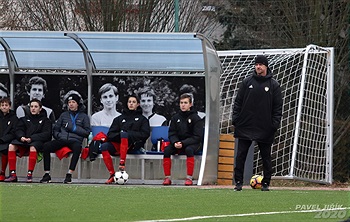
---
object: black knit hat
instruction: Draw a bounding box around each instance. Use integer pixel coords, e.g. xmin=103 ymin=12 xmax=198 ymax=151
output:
xmin=255 ymin=55 xmax=268 ymax=67
xmin=66 ymin=93 xmax=81 ymax=105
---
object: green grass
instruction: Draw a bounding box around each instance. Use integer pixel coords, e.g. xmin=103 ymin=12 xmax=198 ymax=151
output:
xmin=1 ymin=183 xmax=349 ymax=222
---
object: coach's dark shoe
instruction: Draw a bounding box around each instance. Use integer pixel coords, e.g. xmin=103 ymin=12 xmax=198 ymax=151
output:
xmin=40 ymin=173 xmax=52 ymax=183
xmin=233 ymin=182 xmax=242 ymax=191
xmin=63 ymin=173 xmax=72 ymax=184
xmin=261 ymin=183 xmax=270 ymax=191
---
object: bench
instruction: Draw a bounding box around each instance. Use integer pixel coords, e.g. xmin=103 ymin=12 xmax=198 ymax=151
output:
xmin=12 ymin=147 xmax=202 ymax=184
xmin=11 ymin=146 xmax=202 ymax=185
xmin=79 ymin=152 xmax=202 ymax=184
xmin=82 ymin=126 xmax=202 ymax=184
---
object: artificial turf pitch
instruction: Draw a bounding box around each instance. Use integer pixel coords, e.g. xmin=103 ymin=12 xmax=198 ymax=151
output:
xmin=1 ymin=183 xmax=349 ymax=222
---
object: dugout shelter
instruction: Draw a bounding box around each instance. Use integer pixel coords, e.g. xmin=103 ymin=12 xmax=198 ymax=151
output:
xmin=0 ymin=31 xmax=221 ymax=185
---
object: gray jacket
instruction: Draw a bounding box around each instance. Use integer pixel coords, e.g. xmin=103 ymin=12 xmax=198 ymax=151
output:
xmin=53 ymin=107 xmax=90 ymax=143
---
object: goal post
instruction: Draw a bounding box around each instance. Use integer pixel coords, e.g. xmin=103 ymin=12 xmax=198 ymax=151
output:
xmin=217 ymin=45 xmax=334 ymax=184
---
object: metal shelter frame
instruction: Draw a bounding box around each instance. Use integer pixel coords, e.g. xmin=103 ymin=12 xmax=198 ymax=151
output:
xmin=0 ymin=31 xmax=222 ymax=185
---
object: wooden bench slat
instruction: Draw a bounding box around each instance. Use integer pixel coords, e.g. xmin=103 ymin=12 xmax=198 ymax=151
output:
xmin=219 ymin=141 xmax=234 ymax=149
xmin=218 ymin=171 xmax=233 ymax=179
xmin=219 ymin=134 xmax=234 ymax=141
xmin=218 ymin=164 xmax=234 ymax=172
xmin=218 ymin=156 xmax=234 ymax=164
xmin=219 ymin=149 xmax=234 ymax=157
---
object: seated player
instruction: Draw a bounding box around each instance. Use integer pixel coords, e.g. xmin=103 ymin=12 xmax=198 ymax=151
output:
xmin=101 ymin=95 xmax=150 ymax=184
xmin=5 ymin=99 xmax=52 ymax=182
xmin=0 ymin=97 xmax=18 ymax=181
xmin=162 ymin=93 xmax=203 ymax=186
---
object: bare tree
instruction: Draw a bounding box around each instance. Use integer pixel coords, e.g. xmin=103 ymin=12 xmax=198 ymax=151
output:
xmin=0 ymin=0 xmax=221 ymax=40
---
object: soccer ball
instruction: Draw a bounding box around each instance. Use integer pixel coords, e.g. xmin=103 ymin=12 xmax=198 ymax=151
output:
xmin=250 ymin=175 xmax=263 ymax=189
xmin=114 ymin=171 xmax=129 ymax=185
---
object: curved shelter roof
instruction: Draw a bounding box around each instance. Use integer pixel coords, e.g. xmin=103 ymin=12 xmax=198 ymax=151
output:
xmin=0 ymin=31 xmax=221 ymax=185
xmin=0 ymin=31 xmax=205 ymax=73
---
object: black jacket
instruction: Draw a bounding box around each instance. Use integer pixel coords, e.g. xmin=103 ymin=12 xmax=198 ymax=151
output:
xmin=232 ymin=68 xmax=283 ymax=143
xmin=107 ymin=107 xmax=150 ymax=145
xmin=168 ymin=109 xmax=203 ymax=147
xmin=0 ymin=110 xmax=18 ymax=151
xmin=12 ymin=109 xmax=52 ymax=151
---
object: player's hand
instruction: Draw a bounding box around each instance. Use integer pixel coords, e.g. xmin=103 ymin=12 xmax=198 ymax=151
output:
xmin=174 ymin=142 xmax=182 ymax=149
xmin=21 ymin=137 xmax=31 ymax=143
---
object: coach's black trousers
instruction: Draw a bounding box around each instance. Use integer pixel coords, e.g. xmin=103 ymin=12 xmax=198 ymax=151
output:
xmin=234 ymin=139 xmax=272 ymax=185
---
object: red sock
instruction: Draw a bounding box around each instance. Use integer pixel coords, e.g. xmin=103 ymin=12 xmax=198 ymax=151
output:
xmin=163 ymin=157 xmax=171 ymax=176
xmin=28 ymin=151 xmax=37 ymax=172
xmin=8 ymin=150 xmax=16 ymax=172
xmin=1 ymin=154 xmax=8 ymax=172
xmin=119 ymin=137 xmax=128 ymax=165
xmin=102 ymin=150 xmax=115 ymax=175
xmin=186 ymin=157 xmax=194 ymax=176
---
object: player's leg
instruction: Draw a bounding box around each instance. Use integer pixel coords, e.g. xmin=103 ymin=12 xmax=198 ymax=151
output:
xmin=183 ymin=144 xmax=199 ymax=186
xmin=26 ymin=145 xmax=38 ymax=183
xmin=5 ymin=144 xmax=19 ymax=182
xmin=0 ymin=150 xmax=8 ymax=181
xmin=100 ymin=142 xmax=118 ymax=184
xmin=118 ymin=132 xmax=128 ymax=171
xmin=162 ymin=144 xmax=177 ymax=185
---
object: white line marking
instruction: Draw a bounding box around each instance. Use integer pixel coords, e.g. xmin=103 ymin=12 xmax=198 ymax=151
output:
xmin=136 ymin=207 xmax=350 ymax=222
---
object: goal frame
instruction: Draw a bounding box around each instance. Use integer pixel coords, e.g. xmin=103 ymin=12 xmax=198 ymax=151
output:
xmin=217 ymin=45 xmax=334 ymax=184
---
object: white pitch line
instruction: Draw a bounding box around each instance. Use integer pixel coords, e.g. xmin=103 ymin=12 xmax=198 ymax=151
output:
xmin=136 ymin=207 xmax=350 ymax=222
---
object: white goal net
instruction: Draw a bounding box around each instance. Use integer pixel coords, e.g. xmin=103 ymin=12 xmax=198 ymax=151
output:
xmin=218 ymin=45 xmax=333 ymax=184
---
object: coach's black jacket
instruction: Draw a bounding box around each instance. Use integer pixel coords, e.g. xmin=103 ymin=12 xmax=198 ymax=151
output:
xmin=232 ymin=68 xmax=283 ymax=143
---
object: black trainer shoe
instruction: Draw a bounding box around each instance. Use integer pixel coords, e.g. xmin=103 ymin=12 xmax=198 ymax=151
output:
xmin=233 ymin=182 xmax=243 ymax=191
xmin=40 ymin=173 xmax=52 ymax=183
xmin=26 ymin=174 xmax=33 ymax=183
xmin=64 ymin=173 xmax=72 ymax=184
xmin=261 ymin=183 xmax=270 ymax=191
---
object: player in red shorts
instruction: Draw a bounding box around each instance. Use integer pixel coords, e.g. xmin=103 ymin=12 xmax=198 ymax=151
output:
xmin=101 ymin=95 xmax=150 ymax=184
xmin=5 ymin=99 xmax=52 ymax=183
